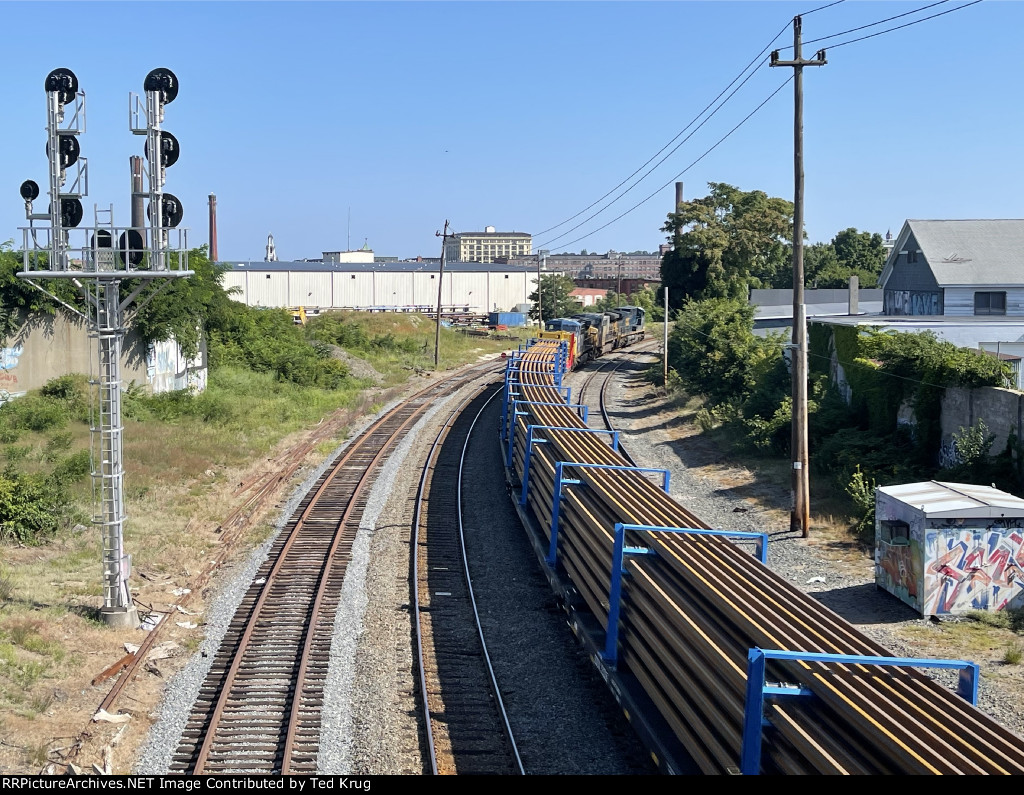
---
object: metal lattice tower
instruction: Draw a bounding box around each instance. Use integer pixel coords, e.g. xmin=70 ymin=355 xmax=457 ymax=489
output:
xmin=17 ymin=68 xmax=192 ymax=628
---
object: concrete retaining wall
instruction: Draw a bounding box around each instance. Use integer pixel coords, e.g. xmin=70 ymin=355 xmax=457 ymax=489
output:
xmin=1 ymin=312 xmax=206 ymax=400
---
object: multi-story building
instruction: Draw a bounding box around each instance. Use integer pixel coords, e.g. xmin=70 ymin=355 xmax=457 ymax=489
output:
xmin=446 ymin=226 xmax=532 ymax=263
xmin=509 ymin=250 xmax=663 ymax=281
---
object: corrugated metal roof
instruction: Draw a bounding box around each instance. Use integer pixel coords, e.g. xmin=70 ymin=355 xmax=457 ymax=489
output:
xmin=905 ymin=219 xmax=1024 ymax=286
xmin=878 ymin=480 xmax=1024 ymax=518
xmin=221 ymin=260 xmax=534 ymax=274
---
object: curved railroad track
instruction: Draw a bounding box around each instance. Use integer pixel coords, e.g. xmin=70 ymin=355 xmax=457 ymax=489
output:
xmin=168 ymin=361 xmax=502 ymax=775
xmin=412 ymin=384 xmax=525 ymax=775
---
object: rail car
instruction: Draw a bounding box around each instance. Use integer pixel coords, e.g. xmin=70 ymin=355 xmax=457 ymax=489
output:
xmin=538 ymin=305 xmax=645 ymax=369
xmin=499 ymin=338 xmax=1024 ymax=775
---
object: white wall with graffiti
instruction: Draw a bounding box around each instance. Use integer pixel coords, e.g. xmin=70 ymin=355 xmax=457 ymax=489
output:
xmin=1 ymin=311 xmax=206 ymax=402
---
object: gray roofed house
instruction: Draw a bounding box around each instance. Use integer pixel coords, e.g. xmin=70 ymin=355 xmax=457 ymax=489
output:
xmin=880 ymin=219 xmax=1024 ymax=316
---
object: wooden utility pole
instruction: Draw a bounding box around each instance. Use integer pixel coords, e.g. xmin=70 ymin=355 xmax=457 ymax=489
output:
xmin=537 ymin=251 xmax=544 ymax=325
xmin=770 ymin=16 xmax=826 ymax=538
xmin=662 ymin=286 xmax=669 ymax=388
xmin=434 ymin=220 xmax=449 ymax=370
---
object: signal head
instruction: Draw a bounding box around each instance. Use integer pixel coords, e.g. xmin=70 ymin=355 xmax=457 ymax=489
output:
xmin=44 ymin=68 xmax=78 ymax=104
xmin=51 ymin=197 xmax=83 ymax=228
xmin=45 ymin=134 xmax=81 ymax=169
xmin=20 ymin=180 xmax=40 ymax=202
xmin=144 ymin=131 xmax=180 ymax=168
xmin=147 ymin=193 xmax=184 ymax=228
xmin=143 ymin=68 xmax=178 ymax=104
xmin=118 ymin=229 xmax=145 ymax=267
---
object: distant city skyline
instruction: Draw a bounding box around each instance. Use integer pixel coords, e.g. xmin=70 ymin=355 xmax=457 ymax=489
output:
xmin=3 ymin=1 xmax=1021 ymax=263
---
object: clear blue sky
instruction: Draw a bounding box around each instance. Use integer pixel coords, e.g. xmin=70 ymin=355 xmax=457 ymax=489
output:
xmin=2 ymin=1 xmax=1021 ymax=262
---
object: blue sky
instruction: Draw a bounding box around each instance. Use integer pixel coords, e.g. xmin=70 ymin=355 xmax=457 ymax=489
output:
xmin=2 ymin=0 xmax=1021 ymax=262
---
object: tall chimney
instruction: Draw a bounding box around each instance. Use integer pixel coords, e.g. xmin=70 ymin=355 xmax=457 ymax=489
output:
xmin=675 ymin=181 xmax=684 ymax=210
xmin=208 ymin=193 xmax=218 ymax=261
xmin=130 ymin=156 xmax=145 ymax=235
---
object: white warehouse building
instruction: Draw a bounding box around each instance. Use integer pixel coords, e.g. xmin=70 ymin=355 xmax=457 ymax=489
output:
xmin=221 ymin=260 xmax=540 ymax=315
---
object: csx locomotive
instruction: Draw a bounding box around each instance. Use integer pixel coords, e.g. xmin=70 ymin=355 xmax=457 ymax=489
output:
xmin=539 ymin=305 xmax=646 ymax=369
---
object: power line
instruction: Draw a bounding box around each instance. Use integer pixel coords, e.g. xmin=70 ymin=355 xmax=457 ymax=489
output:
xmin=802 ymin=0 xmax=952 ymax=46
xmin=801 ymin=0 xmax=846 ymax=16
xmin=536 ymin=63 xmax=778 ymax=250
xmin=824 ymin=0 xmax=982 ymax=50
xmin=534 ymin=19 xmax=792 ymax=239
xmin=547 ymin=76 xmax=794 ymax=254
xmin=533 ymin=0 xmax=982 ymax=252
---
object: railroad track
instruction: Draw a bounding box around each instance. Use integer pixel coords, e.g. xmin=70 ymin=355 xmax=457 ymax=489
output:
xmin=169 ymin=361 xmax=502 ymax=775
xmin=506 ymin=339 xmax=1024 ymax=774
xmin=413 ymin=384 xmax=524 ymax=775
xmin=573 ymin=344 xmax=657 ymax=468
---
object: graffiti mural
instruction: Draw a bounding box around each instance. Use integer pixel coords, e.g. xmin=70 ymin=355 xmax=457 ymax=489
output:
xmin=884 ymin=290 xmax=941 ymax=316
xmin=0 ymin=345 xmax=24 ymax=371
xmin=877 ymin=539 xmax=920 ymax=610
xmin=922 ymin=526 xmax=1024 ymax=615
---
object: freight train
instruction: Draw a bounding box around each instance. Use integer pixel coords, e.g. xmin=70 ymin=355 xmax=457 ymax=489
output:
xmin=538 ymin=305 xmax=646 ymax=369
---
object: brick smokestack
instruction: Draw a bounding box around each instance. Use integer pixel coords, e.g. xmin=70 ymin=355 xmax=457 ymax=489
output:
xmin=675 ymin=181 xmax=684 ymax=210
xmin=208 ymin=193 xmax=218 ymax=261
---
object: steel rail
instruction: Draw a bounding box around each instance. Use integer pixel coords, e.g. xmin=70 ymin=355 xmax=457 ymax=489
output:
xmin=191 ymin=394 xmax=438 ymax=774
xmin=412 ymin=384 xmax=525 ymax=775
xmin=178 ymin=360 xmax=503 ymax=774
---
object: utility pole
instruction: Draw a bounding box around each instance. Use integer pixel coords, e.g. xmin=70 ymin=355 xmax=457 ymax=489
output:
xmin=771 ymin=16 xmax=826 ymax=538
xmin=663 ymin=286 xmax=669 ymax=389
xmin=537 ymin=251 xmax=544 ymax=325
xmin=434 ymin=220 xmax=449 ymax=370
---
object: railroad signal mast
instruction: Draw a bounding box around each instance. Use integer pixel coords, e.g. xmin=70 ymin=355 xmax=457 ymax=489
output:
xmin=17 ymin=68 xmax=193 ymax=628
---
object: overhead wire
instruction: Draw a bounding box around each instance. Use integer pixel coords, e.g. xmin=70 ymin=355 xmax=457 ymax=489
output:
xmin=820 ymin=0 xmax=982 ymax=50
xmin=536 ymin=67 xmax=789 ymax=251
xmin=537 ymin=0 xmax=983 ymax=252
xmin=533 ymin=18 xmax=793 ymax=240
xmin=546 ymin=76 xmax=795 ymax=254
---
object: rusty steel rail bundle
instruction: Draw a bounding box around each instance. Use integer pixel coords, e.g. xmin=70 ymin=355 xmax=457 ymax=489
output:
xmin=503 ymin=340 xmax=1024 ymax=775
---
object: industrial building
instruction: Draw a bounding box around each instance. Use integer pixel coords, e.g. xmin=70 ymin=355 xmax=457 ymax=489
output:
xmin=221 ymin=259 xmax=539 ymax=315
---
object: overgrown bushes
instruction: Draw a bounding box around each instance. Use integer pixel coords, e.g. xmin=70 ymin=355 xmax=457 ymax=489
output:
xmin=0 ymin=376 xmax=92 ymax=543
xmin=669 ymin=301 xmax=1018 ymax=532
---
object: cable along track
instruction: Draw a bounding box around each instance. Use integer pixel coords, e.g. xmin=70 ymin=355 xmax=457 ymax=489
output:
xmin=413 ymin=383 xmax=524 ymax=775
xmin=507 ymin=340 xmax=1024 ymax=774
xmin=170 ymin=361 xmax=502 ymax=775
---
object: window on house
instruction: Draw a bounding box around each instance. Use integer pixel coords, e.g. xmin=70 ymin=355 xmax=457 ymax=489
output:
xmin=975 ymin=292 xmax=1007 ymax=315
xmin=266 ymin=274 xmax=272 ymax=279
xmin=351 ymin=275 xmax=356 ymax=279
xmin=906 ymin=250 xmax=918 ymax=263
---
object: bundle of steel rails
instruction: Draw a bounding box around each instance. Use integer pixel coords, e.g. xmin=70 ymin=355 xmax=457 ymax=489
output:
xmin=501 ymin=338 xmax=1024 ymax=775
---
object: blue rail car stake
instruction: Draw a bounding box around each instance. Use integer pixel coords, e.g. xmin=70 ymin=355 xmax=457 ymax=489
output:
xmin=740 ymin=648 xmax=980 ymax=774
xmin=605 ymin=523 xmax=769 ymax=667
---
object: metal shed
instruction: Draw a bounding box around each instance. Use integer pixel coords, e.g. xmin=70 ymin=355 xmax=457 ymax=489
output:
xmin=875 ymin=481 xmax=1024 ymax=616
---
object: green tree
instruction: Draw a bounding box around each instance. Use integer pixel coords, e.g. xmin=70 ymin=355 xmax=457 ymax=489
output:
xmin=131 ymin=246 xmax=235 ymax=358
xmin=660 ymin=183 xmax=794 ymax=307
xmin=529 ymin=274 xmax=577 ymax=321
xmin=667 ymin=295 xmax=778 ymax=406
xmin=805 ymin=228 xmax=886 ymax=288
xmin=0 ymin=240 xmax=83 ymax=340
